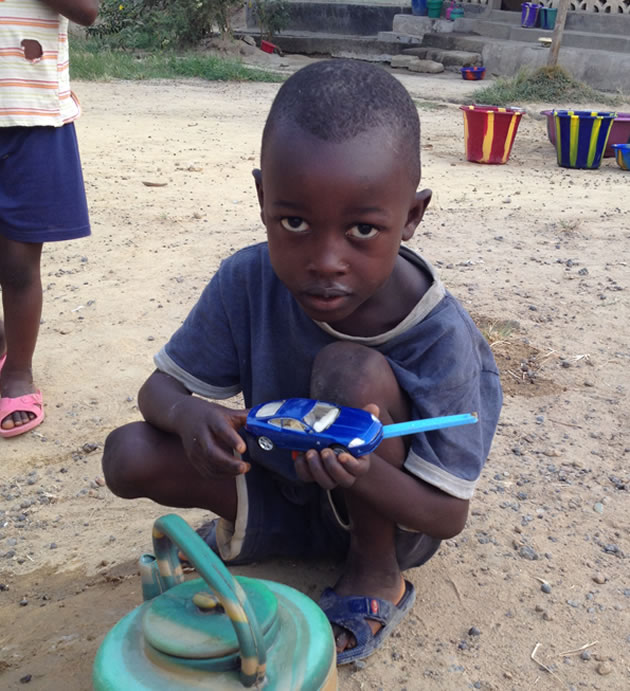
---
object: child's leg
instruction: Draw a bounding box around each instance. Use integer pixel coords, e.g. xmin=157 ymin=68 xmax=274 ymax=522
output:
xmin=310 ymin=341 xmax=414 ymax=652
xmin=104 ymin=422 xmax=338 ymax=566
xmin=0 ymin=236 xmax=43 ymax=429
xmin=0 ymin=124 xmax=89 ymax=435
xmin=102 ymin=421 xmax=238 ymax=520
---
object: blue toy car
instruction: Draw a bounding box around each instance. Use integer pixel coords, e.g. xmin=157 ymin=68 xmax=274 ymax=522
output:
xmin=245 ymin=398 xmax=477 ymax=458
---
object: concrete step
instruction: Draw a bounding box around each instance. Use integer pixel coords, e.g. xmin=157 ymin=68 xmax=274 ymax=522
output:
xmin=392 ymin=14 xmax=483 ymax=38
xmin=471 ymin=20 xmax=630 ymax=52
xmin=510 ymin=27 xmax=630 ymax=52
xmin=485 ymin=9 xmax=524 ymax=25
xmin=247 ymin=1 xmax=410 ymax=36
xmin=377 ymin=30 xmax=424 ymax=45
xmin=402 ymin=45 xmax=482 ymax=67
xmin=472 ymin=19 xmax=513 ymax=40
xmin=477 ymin=36 xmax=630 ymax=93
xmin=249 ymin=30 xmax=409 ymax=57
xmin=420 ymin=32 xmax=489 ymax=53
xmin=392 ymin=15 xmax=457 ymax=38
xmin=487 ymin=8 xmax=630 ymax=36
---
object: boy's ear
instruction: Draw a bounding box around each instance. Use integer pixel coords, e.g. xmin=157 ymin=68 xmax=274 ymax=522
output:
xmin=252 ymin=169 xmax=266 ymax=224
xmin=402 ymin=188 xmax=432 ymax=241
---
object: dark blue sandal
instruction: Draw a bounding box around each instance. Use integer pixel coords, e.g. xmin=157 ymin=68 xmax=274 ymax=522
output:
xmin=196 ymin=518 xmax=220 ymax=553
xmin=319 ymin=580 xmax=416 ymax=665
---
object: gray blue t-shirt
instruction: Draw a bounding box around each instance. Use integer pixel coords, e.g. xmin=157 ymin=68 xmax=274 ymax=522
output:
xmin=155 ymin=242 xmax=502 ymax=500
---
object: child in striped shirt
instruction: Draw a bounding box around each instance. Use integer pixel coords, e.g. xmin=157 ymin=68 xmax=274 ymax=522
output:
xmin=0 ymin=0 xmax=98 ymax=438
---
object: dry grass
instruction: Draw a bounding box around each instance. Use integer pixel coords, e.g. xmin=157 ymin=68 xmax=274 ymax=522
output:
xmin=473 ymin=66 xmax=622 ymax=108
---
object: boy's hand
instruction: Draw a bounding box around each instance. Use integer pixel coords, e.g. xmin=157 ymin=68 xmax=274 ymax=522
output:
xmin=294 ymin=447 xmax=370 ymax=489
xmin=294 ymin=403 xmax=379 ymax=489
xmin=169 ymin=398 xmax=249 ymax=478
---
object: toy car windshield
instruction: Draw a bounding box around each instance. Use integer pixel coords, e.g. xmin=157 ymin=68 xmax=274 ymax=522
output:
xmin=303 ymin=402 xmax=340 ymax=432
xmin=254 ymin=400 xmax=286 ymax=417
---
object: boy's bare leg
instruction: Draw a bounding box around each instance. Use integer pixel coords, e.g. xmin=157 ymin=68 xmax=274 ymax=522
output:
xmin=0 ymin=236 xmax=43 ymax=429
xmin=102 ymin=421 xmax=238 ymax=521
xmin=310 ymin=342 xmax=411 ymax=652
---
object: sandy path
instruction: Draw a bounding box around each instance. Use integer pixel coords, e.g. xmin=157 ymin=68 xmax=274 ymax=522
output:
xmin=1 ymin=69 xmax=629 ymax=690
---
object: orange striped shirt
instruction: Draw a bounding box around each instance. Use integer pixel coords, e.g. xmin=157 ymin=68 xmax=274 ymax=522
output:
xmin=0 ymin=0 xmax=80 ymax=127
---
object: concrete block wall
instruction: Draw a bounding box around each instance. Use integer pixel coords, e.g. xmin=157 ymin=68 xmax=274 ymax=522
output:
xmin=247 ymin=2 xmax=412 ymax=35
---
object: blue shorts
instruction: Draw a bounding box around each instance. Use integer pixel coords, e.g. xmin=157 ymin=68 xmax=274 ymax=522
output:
xmin=214 ymin=462 xmax=442 ymax=571
xmin=0 ymin=124 xmax=90 ymax=243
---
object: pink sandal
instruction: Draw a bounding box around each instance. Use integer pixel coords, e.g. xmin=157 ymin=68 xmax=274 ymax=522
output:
xmin=0 ymin=390 xmax=45 ymax=439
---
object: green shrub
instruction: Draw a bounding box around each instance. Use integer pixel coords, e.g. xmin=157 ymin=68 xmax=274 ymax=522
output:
xmin=249 ymin=0 xmax=290 ymax=41
xmin=88 ymin=0 xmax=243 ymax=49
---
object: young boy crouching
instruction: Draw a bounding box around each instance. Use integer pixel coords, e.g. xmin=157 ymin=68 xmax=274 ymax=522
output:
xmin=102 ymin=59 xmax=503 ymax=665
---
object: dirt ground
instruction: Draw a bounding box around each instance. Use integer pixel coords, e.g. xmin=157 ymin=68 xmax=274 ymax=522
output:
xmin=1 ymin=55 xmax=629 ymax=691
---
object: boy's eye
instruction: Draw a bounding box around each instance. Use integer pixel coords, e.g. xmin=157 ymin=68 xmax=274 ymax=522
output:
xmin=280 ymin=217 xmax=309 ymax=232
xmin=347 ymin=224 xmax=379 ymax=239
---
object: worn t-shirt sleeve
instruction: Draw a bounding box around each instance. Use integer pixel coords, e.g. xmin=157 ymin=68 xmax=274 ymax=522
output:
xmin=386 ymin=299 xmax=502 ymax=500
xmin=153 ymin=268 xmax=241 ymax=400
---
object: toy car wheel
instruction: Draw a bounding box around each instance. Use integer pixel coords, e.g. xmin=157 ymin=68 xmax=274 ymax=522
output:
xmin=257 ymin=436 xmax=274 ymax=452
xmin=330 ymin=444 xmax=348 ymax=456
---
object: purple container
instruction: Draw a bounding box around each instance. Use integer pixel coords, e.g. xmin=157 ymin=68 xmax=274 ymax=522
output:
xmin=521 ymin=2 xmax=541 ymax=27
xmin=541 ymin=110 xmax=630 ymax=158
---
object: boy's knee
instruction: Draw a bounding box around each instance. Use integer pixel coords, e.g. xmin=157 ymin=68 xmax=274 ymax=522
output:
xmin=102 ymin=423 xmax=148 ymax=499
xmin=310 ymin=341 xmax=394 ymax=407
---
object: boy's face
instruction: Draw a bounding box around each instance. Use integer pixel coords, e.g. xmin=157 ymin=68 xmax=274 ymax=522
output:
xmin=255 ymin=126 xmax=431 ymax=336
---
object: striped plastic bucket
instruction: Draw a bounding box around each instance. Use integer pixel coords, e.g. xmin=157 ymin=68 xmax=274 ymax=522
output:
xmin=521 ymin=2 xmax=541 ymax=27
xmin=553 ymin=110 xmax=617 ymax=169
xmin=460 ymin=105 xmax=525 ymax=164
xmin=612 ymin=143 xmax=630 ymax=171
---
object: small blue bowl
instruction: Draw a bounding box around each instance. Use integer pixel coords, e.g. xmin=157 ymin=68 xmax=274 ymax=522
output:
xmin=612 ymin=143 xmax=630 ymax=170
xmin=461 ymin=66 xmax=486 ymax=81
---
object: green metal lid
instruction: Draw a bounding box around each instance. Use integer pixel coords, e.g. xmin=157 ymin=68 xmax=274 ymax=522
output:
xmin=142 ymin=576 xmax=278 ymax=660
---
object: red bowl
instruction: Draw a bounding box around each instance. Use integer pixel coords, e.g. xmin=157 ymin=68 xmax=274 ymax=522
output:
xmin=461 ymin=66 xmax=486 ymax=81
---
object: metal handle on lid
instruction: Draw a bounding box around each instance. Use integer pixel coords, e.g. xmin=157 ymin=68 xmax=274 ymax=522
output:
xmin=151 ymin=514 xmax=267 ymax=688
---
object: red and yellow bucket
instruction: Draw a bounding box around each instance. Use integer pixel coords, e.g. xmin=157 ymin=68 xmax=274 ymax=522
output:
xmin=460 ymin=105 xmax=525 ymax=164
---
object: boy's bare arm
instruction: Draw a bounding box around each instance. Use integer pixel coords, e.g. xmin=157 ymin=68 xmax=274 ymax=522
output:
xmin=40 ymin=0 xmax=99 ymax=26
xmin=138 ymin=370 xmax=196 ymax=436
xmin=297 ymin=443 xmax=469 ymax=539
xmin=351 ymin=453 xmax=469 ymax=540
xmin=138 ymin=370 xmax=249 ymax=477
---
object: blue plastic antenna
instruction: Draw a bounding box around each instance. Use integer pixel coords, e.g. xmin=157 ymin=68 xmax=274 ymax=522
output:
xmin=382 ymin=413 xmax=478 ymax=439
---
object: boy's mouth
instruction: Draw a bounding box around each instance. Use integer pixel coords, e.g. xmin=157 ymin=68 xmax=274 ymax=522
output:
xmin=300 ymin=286 xmax=352 ymax=314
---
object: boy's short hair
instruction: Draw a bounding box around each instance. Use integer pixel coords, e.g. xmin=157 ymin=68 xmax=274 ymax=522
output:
xmin=262 ymin=59 xmax=421 ymax=183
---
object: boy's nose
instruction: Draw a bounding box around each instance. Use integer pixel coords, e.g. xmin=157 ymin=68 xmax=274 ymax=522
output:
xmin=307 ymin=235 xmax=348 ymax=275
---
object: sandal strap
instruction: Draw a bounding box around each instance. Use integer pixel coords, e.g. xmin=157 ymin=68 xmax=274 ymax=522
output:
xmin=0 ymin=391 xmax=43 ymax=416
